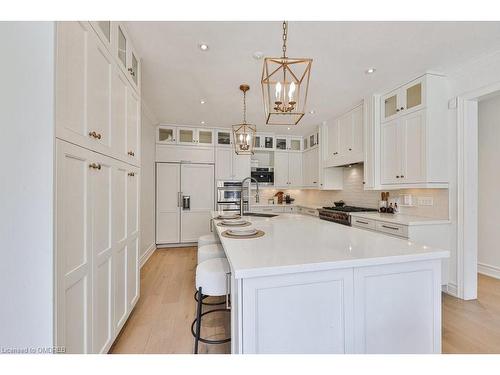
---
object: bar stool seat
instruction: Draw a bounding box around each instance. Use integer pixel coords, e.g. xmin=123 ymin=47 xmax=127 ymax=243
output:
xmin=198 ymin=233 xmax=220 ymax=248
xmin=192 ymin=258 xmax=231 ymax=353
xmin=197 ymin=243 xmax=225 ymax=264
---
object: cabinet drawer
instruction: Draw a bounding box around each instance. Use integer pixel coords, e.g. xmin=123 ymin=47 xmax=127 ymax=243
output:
xmin=352 ymin=217 xmax=376 ymax=230
xmin=375 ymin=221 xmax=408 ymax=238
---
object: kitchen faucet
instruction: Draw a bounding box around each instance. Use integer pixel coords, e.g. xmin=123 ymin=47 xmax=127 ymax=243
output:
xmin=240 ymin=177 xmax=259 ymax=216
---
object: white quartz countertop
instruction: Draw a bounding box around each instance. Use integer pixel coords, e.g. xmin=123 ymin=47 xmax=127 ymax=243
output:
xmin=350 ymin=212 xmax=451 ymax=226
xmin=212 ymin=212 xmax=449 ymax=279
xmin=250 ymin=203 xmax=321 ymax=210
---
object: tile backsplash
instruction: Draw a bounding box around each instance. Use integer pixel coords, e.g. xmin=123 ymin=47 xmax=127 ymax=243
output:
xmin=250 ymin=164 xmax=449 ymax=219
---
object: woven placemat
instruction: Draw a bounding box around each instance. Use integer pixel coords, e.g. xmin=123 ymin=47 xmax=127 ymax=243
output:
xmin=217 ymin=221 xmax=251 ymax=227
xmin=221 ymin=229 xmax=265 ymax=239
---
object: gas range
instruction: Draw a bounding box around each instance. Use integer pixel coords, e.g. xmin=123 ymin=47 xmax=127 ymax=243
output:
xmin=318 ymin=206 xmax=378 ymax=226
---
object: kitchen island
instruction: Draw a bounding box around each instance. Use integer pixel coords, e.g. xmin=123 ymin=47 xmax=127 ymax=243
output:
xmin=211 ymin=212 xmax=449 ymax=354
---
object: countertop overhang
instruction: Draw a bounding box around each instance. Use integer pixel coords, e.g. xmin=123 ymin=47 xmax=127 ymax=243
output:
xmin=212 ymin=212 xmax=450 ymax=279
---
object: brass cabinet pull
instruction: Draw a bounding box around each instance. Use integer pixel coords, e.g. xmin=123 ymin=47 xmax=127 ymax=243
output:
xmin=128 ymin=172 xmax=135 ymax=177
xmin=128 ymin=150 xmax=135 ymax=156
xmin=356 ymin=220 xmax=369 ymax=225
xmin=89 ymin=163 xmax=101 ymax=170
xmin=88 ymin=131 xmax=102 ymax=140
xmin=382 ymin=224 xmax=399 ymax=231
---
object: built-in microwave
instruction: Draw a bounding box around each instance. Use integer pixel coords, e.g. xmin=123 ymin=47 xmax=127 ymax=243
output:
xmin=251 ymin=167 xmax=274 ymax=184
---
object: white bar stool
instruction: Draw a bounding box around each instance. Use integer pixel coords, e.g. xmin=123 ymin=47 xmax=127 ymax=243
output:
xmin=195 ymin=244 xmax=227 ymax=306
xmin=198 ymin=233 xmax=220 ymax=248
xmin=191 ymin=257 xmax=231 ymax=354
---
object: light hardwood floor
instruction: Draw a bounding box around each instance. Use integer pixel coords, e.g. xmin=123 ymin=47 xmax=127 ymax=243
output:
xmin=111 ymin=247 xmax=500 ymax=354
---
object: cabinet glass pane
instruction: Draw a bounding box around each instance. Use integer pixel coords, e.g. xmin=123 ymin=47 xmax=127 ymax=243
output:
xmin=159 ymin=128 xmax=174 ymax=142
xmin=291 ymin=139 xmax=301 ymax=151
xmin=198 ymin=130 xmax=213 ymax=144
xmin=118 ymin=27 xmax=127 ymax=66
xmin=384 ymin=94 xmax=397 ymax=118
xmin=304 ymin=138 xmax=309 ymax=149
xmin=217 ymin=131 xmax=231 ymax=145
xmin=97 ymin=21 xmax=111 ymax=43
xmin=276 ymin=138 xmax=287 ymax=150
xmin=406 ymin=83 xmax=422 ymax=110
xmin=179 ymin=129 xmax=194 ymax=143
xmin=255 ymin=135 xmax=262 ymax=148
xmin=264 ymin=136 xmax=274 ymax=149
xmin=131 ymin=52 xmax=138 ymax=84
xmin=310 ymin=135 xmax=316 ymax=147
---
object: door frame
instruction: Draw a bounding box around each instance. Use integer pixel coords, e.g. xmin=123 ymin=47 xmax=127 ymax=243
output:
xmin=456 ymin=80 xmax=500 ymax=300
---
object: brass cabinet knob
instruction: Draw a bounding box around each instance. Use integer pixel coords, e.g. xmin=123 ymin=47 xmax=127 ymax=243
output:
xmin=128 ymin=172 xmax=135 ymax=177
xmin=128 ymin=151 xmax=135 ymax=156
xmin=97 ymin=133 xmax=102 ymax=139
xmin=89 ymin=163 xmax=101 ymax=170
xmin=89 ymin=131 xmax=97 ymax=138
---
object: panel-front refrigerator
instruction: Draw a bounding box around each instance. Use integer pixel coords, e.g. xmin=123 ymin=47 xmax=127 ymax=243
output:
xmin=156 ymin=162 xmax=214 ymax=245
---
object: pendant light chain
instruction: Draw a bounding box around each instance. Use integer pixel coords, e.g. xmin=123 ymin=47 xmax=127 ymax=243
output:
xmin=243 ymin=90 xmax=247 ymax=124
xmin=282 ymin=21 xmax=288 ymax=58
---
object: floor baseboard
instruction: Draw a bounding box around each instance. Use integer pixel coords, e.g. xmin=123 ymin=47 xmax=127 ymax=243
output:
xmin=478 ymin=263 xmax=500 ymax=280
xmin=140 ymin=243 xmax=156 ymax=268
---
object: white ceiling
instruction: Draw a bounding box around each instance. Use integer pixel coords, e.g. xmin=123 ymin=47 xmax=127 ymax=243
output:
xmin=125 ymin=21 xmax=500 ymax=136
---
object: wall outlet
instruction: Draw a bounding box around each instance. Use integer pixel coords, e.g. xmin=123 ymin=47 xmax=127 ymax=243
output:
xmin=418 ymin=196 xmax=434 ymax=206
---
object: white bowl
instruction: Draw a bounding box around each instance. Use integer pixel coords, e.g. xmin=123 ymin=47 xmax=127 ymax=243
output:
xmin=227 ymin=228 xmax=258 ymax=236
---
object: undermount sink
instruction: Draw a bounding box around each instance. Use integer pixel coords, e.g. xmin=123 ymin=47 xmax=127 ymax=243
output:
xmin=243 ymin=212 xmax=278 ymax=218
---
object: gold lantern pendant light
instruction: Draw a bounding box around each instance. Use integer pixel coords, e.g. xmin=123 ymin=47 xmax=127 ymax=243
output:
xmin=232 ymin=84 xmax=256 ymax=155
xmin=261 ymin=21 xmax=312 ymax=125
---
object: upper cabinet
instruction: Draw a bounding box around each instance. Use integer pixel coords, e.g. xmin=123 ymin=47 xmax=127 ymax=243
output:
xmin=216 ymin=129 xmax=232 ymax=147
xmin=157 ymin=126 xmax=214 ymax=147
xmin=276 ymin=136 xmax=303 ymax=152
xmin=381 ymin=77 xmax=425 ymax=123
xmin=254 ymin=133 xmax=275 ymax=150
xmin=56 ymin=22 xmax=141 ymax=167
xmin=376 ymin=73 xmax=449 ymax=188
xmin=324 ymin=104 xmax=364 ymax=167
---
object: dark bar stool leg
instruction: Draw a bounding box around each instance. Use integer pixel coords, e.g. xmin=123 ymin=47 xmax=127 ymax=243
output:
xmin=194 ymin=287 xmax=203 ymax=354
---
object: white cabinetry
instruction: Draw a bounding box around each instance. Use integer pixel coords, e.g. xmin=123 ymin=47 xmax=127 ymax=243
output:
xmin=276 ymin=136 xmax=302 ymax=152
xmin=325 ymin=104 xmax=364 ymax=167
xmin=177 ymin=127 xmax=214 ymax=146
xmin=56 ymin=21 xmax=141 ymax=167
xmin=275 ymin=151 xmax=303 ymax=188
xmin=302 ymin=147 xmax=319 ymax=188
xmin=215 ymin=147 xmax=250 ymax=181
xmin=378 ymin=74 xmax=448 ymax=188
xmin=56 ymin=140 xmax=140 ymax=353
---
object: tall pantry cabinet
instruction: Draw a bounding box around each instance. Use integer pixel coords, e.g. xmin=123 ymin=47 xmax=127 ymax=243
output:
xmin=55 ymin=21 xmax=141 ymax=353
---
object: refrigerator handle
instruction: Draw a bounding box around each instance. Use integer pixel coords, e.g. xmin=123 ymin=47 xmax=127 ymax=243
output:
xmin=182 ymin=195 xmax=191 ymax=210
xmin=178 ymin=191 xmax=182 ymax=207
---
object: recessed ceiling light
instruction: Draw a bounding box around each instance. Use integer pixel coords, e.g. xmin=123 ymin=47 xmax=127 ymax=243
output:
xmin=201 ymin=121 xmax=205 ymax=125
xmin=252 ymin=51 xmax=264 ymax=60
xmin=199 ymin=43 xmax=209 ymax=51
xmin=365 ymin=67 xmax=376 ymax=74
xmin=200 ymin=99 xmax=206 ymax=104
xmin=287 ymin=127 xmax=290 ymax=130
xmin=309 ymin=110 xmax=315 ymax=114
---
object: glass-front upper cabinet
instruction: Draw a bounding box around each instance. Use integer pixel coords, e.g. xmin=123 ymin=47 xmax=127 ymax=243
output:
xmin=157 ymin=126 xmax=177 ymax=144
xmin=255 ymin=134 xmax=274 ymax=150
xmin=198 ymin=129 xmax=214 ymax=145
xmin=303 ymin=137 xmax=309 ymax=150
xmin=381 ymin=76 xmax=426 ymax=122
xmin=276 ymin=137 xmax=287 ymax=150
xmin=404 ymin=80 xmax=423 ymax=112
xmin=290 ymin=137 xmax=302 ymax=152
xmin=178 ymin=128 xmax=196 ymax=144
xmin=216 ymin=129 xmax=232 ymax=146
xmin=130 ymin=50 xmax=139 ymax=85
xmin=91 ymin=21 xmax=112 ymax=49
xmin=117 ymin=25 xmax=127 ymax=69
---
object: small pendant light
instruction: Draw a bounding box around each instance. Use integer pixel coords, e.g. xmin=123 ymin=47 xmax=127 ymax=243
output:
xmin=232 ymin=84 xmax=256 ymax=155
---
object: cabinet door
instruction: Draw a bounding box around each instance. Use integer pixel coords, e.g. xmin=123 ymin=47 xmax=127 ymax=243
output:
xmin=126 ymin=88 xmax=140 ymax=164
xmin=127 ymin=45 xmax=140 ymax=90
xmin=338 ymin=113 xmax=352 ymax=156
xmin=380 ymin=120 xmax=401 ymax=184
xmin=274 ymin=151 xmax=289 ymax=187
xmin=87 ymin=34 xmax=113 ymax=150
xmin=232 ymin=154 xmax=251 ymax=180
xmin=215 ymin=147 xmax=233 ymax=180
xmin=157 ymin=126 xmax=177 ymax=144
xmin=91 ymin=21 xmax=112 ymax=50
xmin=90 ymin=155 xmax=113 ymax=354
xmin=327 ymin=121 xmax=340 ymax=160
xmin=401 ymin=111 xmax=426 ymax=183
xmin=127 ymin=167 xmax=139 ymax=238
xmin=289 ymin=137 xmax=302 ymax=152
xmin=156 ymin=163 xmax=180 ymax=244
xmin=178 ymin=128 xmax=196 ymax=145
xmin=351 ymin=106 xmax=363 ymax=155
xmin=56 ymin=140 xmax=92 ymax=354
xmin=402 ymin=78 xmax=425 ymax=115
xmin=310 ymin=147 xmax=319 ymax=187
xmin=116 ymin=24 xmax=128 ymax=72
xmin=111 ymin=69 xmax=128 ymax=158
xmin=112 ymin=164 xmax=128 ymax=332
xmin=56 ymin=22 xmax=89 ymax=144
xmin=180 ymin=164 xmax=214 ymax=242
xmin=276 ymin=137 xmax=287 ymax=151
xmin=288 ymin=152 xmax=303 ymax=187
xmin=216 ymin=129 xmax=232 ymax=147
xmin=381 ymin=89 xmax=400 ymax=122
xmin=127 ymin=237 xmax=139 ymax=309
xmin=198 ymin=129 xmax=214 ymax=146
xmin=302 ymin=150 xmax=311 ymax=186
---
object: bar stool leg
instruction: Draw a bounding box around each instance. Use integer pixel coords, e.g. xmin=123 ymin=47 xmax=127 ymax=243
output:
xmin=194 ymin=287 xmax=203 ymax=354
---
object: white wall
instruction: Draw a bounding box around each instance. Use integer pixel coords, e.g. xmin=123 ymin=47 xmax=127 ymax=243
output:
xmin=478 ymin=94 xmax=500 ymax=278
xmin=0 ymin=22 xmax=55 ymax=350
xmin=139 ymin=106 xmax=156 ymax=265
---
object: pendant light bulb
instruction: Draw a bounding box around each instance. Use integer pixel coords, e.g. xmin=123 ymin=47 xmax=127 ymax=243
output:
xmin=275 ymin=81 xmax=282 ymax=100
xmin=288 ymin=82 xmax=296 ymax=101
